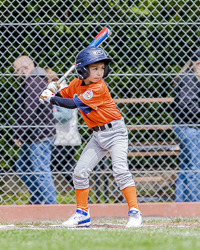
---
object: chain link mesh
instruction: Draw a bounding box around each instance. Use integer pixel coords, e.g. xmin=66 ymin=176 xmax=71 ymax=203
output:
xmin=1 ymin=0 xmax=200 ymax=204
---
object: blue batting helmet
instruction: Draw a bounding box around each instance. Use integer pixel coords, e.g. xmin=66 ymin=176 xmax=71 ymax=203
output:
xmin=75 ymin=46 xmax=112 ymax=80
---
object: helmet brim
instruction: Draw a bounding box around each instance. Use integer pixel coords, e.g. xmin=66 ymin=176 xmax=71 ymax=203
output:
xmin=76 ymin=57 xmax=113 ymax=68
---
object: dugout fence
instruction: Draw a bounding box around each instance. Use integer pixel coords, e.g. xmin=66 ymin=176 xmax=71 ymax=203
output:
xmin=1 ymin=0 xmax=200 ymax=204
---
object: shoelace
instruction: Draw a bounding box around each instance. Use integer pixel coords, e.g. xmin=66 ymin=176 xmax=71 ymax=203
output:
xmin=71 ymin=212 xmax=86 ymax=220
xmin=129 ymin=212 xmax=141 ymax=219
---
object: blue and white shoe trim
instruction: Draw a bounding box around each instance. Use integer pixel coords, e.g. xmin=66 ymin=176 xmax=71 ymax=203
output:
xmin=128 ymin=209 xmax=141 ymax=216
xmin=126 ymin=208 xmax=143 ymax=228
xmin=76 ymin=209 xmax=91 ymax=226
xmin=61 ymin=208 xmax=91 ymax=228
xmin=76 ymin=208 xmax=88 ymax=216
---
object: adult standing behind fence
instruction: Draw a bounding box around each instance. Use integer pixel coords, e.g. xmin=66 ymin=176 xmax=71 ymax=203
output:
xmin=45 ymin=69 xmax=81 ymax=188
xmin=13 ymin=56 xmax=56 ymax=204
xmin=173 ymin=50 xmax=200 ymax=202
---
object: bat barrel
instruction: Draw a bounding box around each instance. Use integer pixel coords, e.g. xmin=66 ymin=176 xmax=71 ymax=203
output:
xmin=56 ymin=27 xmax=111 ymax=85
xmin=88 ymin=27 xmax=111 ymax=48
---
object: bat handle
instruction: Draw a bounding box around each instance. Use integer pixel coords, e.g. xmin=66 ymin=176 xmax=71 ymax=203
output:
xmin=57 ymin=64 xmax=76 ymax=85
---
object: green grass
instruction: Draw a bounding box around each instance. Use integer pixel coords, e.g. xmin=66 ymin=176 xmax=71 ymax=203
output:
xmin=0 ymin=222 xmax=200 ymax=250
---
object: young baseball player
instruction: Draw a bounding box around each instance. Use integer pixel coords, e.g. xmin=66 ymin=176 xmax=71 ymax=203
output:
xmin=40 ymin=46 xmax=143 ymax=228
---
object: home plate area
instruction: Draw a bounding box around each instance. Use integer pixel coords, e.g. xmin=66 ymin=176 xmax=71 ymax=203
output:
xmin=0 ymin=218 xmax=200 ymax=230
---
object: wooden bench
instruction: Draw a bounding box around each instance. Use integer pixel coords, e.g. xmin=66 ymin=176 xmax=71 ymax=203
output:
xmin=106 ymin=145 xmax=179 ymax=158
xmin=127 ymin=125 xmax=173 ymax=130
xmin=113 ymin=97 xmax=174 ymax=104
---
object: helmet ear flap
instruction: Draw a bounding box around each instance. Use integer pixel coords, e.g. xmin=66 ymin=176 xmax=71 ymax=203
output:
xmin=77 ymin=63 xmax=110 ymax=79
xmin=77 ymin=66 xmax=90 ymax=80
xmin=103 ymin=63 xmax=110 ymax=78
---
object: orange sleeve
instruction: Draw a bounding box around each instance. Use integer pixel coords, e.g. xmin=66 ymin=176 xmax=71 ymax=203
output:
xmin=59 ymin=86 xmax=70 ymax=98
xmin=78 ymin=85 xmax=105 ymax=110
xmin=59 ymin=79 xmax=77 ymax=98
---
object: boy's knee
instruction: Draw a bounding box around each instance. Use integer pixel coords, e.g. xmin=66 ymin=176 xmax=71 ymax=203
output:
xmin=73 ymin=167 xmax=88 ymax=179
xmin=114 ymin=172 xmax=135 ymax=190
xmin=73 ymin=172 xmax=89 ymax=190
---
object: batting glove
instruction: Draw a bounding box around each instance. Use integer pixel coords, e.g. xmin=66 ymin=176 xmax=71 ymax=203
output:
xmin=47 ymin=81 xmax=61 ymax=94
xmin=39 ymin=89 xmax=55 ymax=104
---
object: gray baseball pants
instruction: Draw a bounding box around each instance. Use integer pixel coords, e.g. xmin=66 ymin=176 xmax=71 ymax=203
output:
xmin=73 ymin=118 xmax=135 ymax=190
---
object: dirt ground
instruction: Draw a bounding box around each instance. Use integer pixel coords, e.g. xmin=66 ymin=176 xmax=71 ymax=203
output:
xmin=0 ymin=218 xmax=199 ymax=230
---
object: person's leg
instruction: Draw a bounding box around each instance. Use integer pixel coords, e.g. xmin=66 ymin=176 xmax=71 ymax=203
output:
xmin=29 ymin=140 xmax=56 ymax=204
xmin=62 ymin=135 xmax=107 ymax=227
xmin=73 ymin=135 xmax=107 ymax=210
xmin=96 ymin=119 xmax=142 ymax=228
xmin=174 ymin=126 xmax=200 ymax=202
xmin=122 ymin=186 xmax=139 ymax=210
xmin=15 ymin=144 xmax=36 ymax=203
xmin=109 ymin=141 xmax=139 ymax=210
xmin=75 ymin=188 xmax=89 ymax=211
xmin=173 ymin=126 xmax=190 ymax=202
xmin=15 ymin=144 xmax=30 ymax=180
xmin=175 ymin=172 xmax=187 ymax=202
xmin=101 ymin=121 xmax=139 ymax=209
xmin=184 ymin=127 xmax=200 ymax=201
xmin=195 ymin=127 xmax=200 ymax=201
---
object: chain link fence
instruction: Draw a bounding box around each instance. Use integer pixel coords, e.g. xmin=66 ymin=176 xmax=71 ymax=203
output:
xmin=1 ymin=0 xmax=200 ymax=204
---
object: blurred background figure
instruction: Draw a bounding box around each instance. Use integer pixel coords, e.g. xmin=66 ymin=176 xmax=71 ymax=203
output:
xmin=13 ymin=56 xmax=56 ymax=204
xmin=173 ymin=50 xmax=200 ymax=202
xmin=45 ymin=69 xmax=81 ymax=188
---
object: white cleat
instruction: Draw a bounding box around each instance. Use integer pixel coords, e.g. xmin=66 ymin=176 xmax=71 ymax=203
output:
xmin=126 ymin=208 xmax=143 ymax=228
xmin=62 ymin=208 xmax=91 ymax=228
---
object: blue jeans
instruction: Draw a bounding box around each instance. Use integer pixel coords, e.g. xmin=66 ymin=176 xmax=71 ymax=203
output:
xmin=173 ymin=126 xmax=200 ymax=202
xmin=16 ymin=140 xmax=56 ymax=204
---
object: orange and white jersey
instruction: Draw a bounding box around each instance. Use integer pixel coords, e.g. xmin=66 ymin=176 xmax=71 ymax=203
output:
xmin=60 ymin=78 xmax=122 ymax=129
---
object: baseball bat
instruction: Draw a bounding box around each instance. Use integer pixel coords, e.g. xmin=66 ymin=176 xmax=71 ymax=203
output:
xmin=57 ymin=27 xmax=112 ymax=86
xmin=40 ymin=27 xmax=112 ymax=102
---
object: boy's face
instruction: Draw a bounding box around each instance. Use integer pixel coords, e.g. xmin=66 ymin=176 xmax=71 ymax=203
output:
xmin=85 ymin=62 xmax=105 ymax=85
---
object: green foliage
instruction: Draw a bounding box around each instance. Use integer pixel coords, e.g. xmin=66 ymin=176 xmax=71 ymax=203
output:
xmin=1 ymin=0 xmax=200 ymax=171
